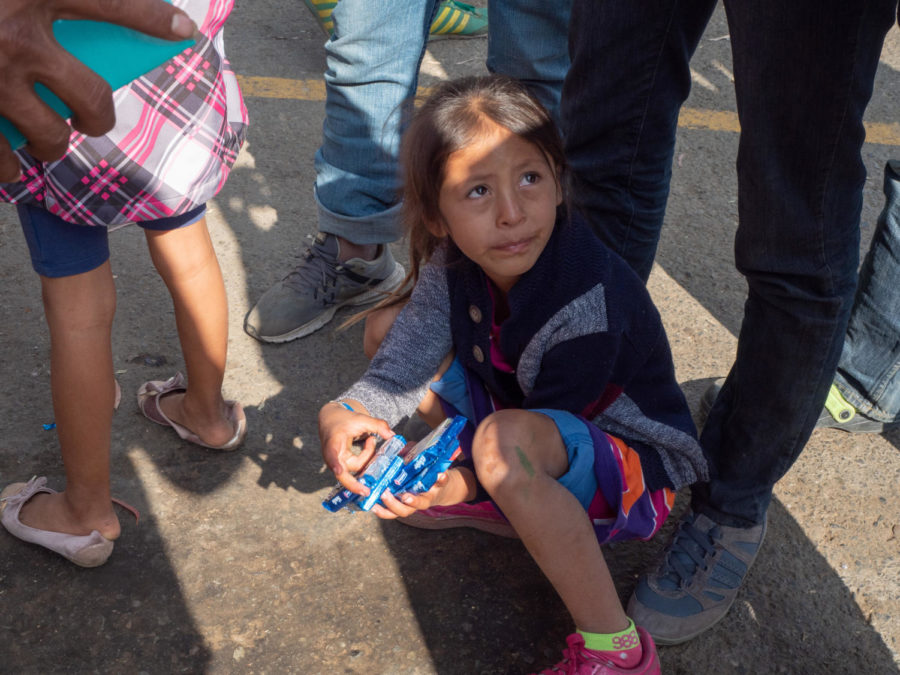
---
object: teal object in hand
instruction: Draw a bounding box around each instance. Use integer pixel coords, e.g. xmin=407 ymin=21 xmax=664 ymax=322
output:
xmin=0 ymin=16 xmax=195 ymax=150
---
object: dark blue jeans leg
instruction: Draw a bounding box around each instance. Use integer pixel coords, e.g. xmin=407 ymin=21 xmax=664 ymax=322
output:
xmin=561 ymin=0 xmax=717 ymax=282
xmin=834 ymin=160 xmax=900 ymax=423
xmin=696 ymin=0 xmax=896 ymax=527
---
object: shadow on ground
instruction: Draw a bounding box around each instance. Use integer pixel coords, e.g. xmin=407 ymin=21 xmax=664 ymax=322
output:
xmin=379 ymin=496 xmax=898 ymax=674
xmin=0 ymin=2 xmax=898 ymax=673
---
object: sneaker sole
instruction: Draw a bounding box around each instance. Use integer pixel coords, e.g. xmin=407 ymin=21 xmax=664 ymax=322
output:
xmin=646 ymin=607 xmax=734 ymax=646
xmin=642 ymin=584 xmax=756 ymax=645
xmin=816 ymin=417 xmax=896 ymax=433
xmin=398 ymin=511 xmax=518 ymax=538
xmin=249 ymin=262 xmax=406 ymax=344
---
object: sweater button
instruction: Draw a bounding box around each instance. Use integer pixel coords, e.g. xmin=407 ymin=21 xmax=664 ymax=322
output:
xmin=472 ymin=345 xmax=485 ymax=363
xmin=468 ymin=305 xmax=482 ymax=323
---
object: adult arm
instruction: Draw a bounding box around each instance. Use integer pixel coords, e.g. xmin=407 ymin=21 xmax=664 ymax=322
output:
xmin=0 ymin=0 xmax=197 ymax=181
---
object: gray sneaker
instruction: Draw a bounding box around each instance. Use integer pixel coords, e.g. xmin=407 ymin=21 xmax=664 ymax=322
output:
xmin=815 ymin=383 xmax=898 ymax=433
xmin=244 ymin=233 xmax=406 ymax=343
xmin=627 ymin=510 xmax=766 ymax=645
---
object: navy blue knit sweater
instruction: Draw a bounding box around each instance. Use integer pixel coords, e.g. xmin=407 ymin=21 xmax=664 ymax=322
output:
xmin=341 ymin=213 xmax=707 ymax=490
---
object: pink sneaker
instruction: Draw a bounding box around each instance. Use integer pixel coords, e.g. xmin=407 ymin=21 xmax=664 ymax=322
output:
xmin=398 ymin=501 xmax=518 ymax=538
xmin=536 ymin=628 xmax=661 ymax=675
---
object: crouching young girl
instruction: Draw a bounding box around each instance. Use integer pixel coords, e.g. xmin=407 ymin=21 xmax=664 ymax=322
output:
xmin=318 ymin=75 xmax=707 ymax=674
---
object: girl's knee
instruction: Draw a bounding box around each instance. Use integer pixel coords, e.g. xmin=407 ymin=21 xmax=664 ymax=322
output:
xmin=472 ymin=409 xmax=552 ymax=491
xmin=363 ymin=303 xmax=405 ymax=359
xmin=362 ymin=320 xmax=382 ymax=360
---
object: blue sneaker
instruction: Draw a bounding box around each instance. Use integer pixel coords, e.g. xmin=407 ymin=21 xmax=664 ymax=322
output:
xmin=627 ymin=511 xmax=766 ymax=645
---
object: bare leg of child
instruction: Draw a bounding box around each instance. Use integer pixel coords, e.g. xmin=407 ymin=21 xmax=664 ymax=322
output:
xmin=472 ymin=409 xmax=629 ymax=635
xmin=144 ymin=218 xmax=235 ymax=447
xmin=364 ymin=302 xmax=453 ymax=428
xmin=363 ymin=302 xmax=404 ymax=360
xmin=17 ymin=262 xmax=120 ymax=539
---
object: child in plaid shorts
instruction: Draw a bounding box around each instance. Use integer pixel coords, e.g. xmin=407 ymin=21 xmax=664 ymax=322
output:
xmin=0 ymin=0 xmax=247 ymax=567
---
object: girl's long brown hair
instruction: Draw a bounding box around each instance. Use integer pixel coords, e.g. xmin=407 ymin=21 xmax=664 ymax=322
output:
xmin=347 ymin=74 xmax=569 ymax=325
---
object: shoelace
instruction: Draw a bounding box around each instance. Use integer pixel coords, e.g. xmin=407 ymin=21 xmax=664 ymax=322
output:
xmin=659 ymin=518 xmax=720 ymax=589
xmin=281 ymin=242 xmax=342 ymax=301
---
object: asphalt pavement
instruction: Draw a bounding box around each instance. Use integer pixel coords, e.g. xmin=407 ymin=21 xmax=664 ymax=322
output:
xmin=0 ymin=2 xmax=898 ymax=673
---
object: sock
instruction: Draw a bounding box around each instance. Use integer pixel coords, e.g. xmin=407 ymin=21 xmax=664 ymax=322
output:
xmin=335 ymin=236 xmax=379 ymax=263
xmin=578 ymin=618 xmax=643 ymax=669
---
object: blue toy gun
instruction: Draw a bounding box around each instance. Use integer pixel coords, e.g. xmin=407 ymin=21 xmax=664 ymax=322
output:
xmin=322 ymin=415 xmax=468 ymax=513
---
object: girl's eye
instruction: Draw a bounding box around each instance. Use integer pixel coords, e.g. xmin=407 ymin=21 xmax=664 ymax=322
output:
xmin=467 ymin=185 xmax=489 ymax=199
xmin=521 ymin=172 xmax=540 ymax=186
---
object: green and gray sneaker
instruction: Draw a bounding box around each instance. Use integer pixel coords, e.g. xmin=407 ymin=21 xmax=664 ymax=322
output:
xmin=428 ymin=1 xmax=488 ymax=39
xmin=244 ymin=233 xmax=405 ymax=343
xmin=701 ymin=379 xmax=898 ymax=434
xmin=302 ymin=0 xmax=337 ymax=36
xmin=301 ymin=0 xmax=488 ymax=40
xmin=816 ymin=383 xmax=898 ymax=433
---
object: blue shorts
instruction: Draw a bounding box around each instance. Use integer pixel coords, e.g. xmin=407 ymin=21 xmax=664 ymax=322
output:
xmin=430 ymin=358 xmax=599 ymax=506
xmin=431 ymin=356 xmax=675 ymax=544
xmin=17 ymin=203 xmax=206 ymax=278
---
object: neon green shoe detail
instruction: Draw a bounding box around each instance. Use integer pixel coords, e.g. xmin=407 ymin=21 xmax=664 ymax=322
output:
xmin=301 ymin=0 xmax=337 ymax=37
xmin=301 ymin=0 xmax=487 ymax=40
xmin=823 ymin=384 xmax=856 ymax=423
xmin=816 ymin=383 xmax=896 ymax=432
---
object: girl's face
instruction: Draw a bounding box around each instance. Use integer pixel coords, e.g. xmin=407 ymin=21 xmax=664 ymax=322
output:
xmin=432 ymin=120 xmax=562 ymax=295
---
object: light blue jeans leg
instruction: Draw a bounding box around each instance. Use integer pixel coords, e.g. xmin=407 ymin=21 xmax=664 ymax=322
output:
xmin=487 ymin=0 xmax=571 ymax=127
xmin=314 ymin=0 xmax=440 ymax=245
xmin=834 ymin=159 xmax=900 ymax=423
xmin=315 ymin=0 xmax=570 ymax=246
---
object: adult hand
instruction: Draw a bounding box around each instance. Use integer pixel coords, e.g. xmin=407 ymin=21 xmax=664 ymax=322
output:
xmin=0 ymin=0 xmax=198 ymax=182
